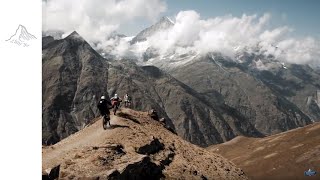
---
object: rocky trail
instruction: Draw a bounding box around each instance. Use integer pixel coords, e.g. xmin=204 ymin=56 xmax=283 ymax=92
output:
xmin=42 ymin=108 xmax=248 ymax=180
xmin=42 ymin=115 xmax=122 ymax=170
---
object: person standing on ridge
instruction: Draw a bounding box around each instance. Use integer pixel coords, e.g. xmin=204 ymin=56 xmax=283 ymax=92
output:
xmin=124 ymin=93 xmax=132 ymax=108
xmin=97 ymin=95 xmax=112 ymax=129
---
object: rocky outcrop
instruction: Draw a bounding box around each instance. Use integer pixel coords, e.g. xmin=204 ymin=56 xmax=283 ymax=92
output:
xmin=107 ymin=156 xmax=164 ymax=180
xmin=42 ymin=165 xmax=60 ymax=180
xmin=136 ymin=137 xmax=164 ymax=155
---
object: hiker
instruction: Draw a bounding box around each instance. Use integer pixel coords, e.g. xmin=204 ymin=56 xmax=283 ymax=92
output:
xmin=110 ymin=93 xmax=122 ymax=115
xmin=124 ymin=93 xmax=132 ymax=108
xmin=97 ymin=95 xmax=112 ymax=128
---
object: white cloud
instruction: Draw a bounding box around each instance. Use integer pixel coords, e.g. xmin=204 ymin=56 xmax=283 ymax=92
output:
xmin=277 ymin=37 xmax=320 ymax=64
xmin=43 ymin=1 xmax=320 ymax=65
xmin=42 ymin=0 xmax=166 ymax=42
xmin=124 ymin=11 xmax=320 ymax=65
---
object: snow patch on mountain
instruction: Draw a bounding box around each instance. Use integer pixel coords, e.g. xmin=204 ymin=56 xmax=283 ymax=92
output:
xmin=84 ymin=11 xmax=320 ymax=70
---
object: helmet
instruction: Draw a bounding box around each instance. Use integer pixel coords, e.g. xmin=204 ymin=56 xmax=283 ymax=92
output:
xmin=101 ymin=96 xmax=105 ymax=99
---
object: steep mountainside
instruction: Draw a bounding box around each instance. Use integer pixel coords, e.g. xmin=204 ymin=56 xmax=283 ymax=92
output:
xmin=169 ymin=53 xmax=318 ymax=135
xmin=208 ymin=122 xmax=320 ymax=180
xmin=43 ymin=109 xmax=248 ymax=180
xmin=255 ymin=63 xmax=320 ymax=121
xmin=107 ymin=59 xmax=263 ymax=147
xmin=42 ymin=31 xmax=109 ymax=145
xmin=130 ymin=18 xmax=320 ymax=137
xmin=42 ymin=36 xmax=54 ymax=47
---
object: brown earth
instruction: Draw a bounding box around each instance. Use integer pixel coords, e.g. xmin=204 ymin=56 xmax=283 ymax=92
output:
xmin=43 ymin=108 xmax=248 ymax=179
xmin=208 ymin=122 xmax=320 ymax=180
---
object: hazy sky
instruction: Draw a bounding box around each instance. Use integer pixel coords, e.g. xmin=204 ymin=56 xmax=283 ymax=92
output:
xmin=120 ymin=0 xmax=320 ymax=37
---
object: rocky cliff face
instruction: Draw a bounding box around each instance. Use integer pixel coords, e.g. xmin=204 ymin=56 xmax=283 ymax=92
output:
xmin=170 ymin=54 xmax=316 ymax=135
xmin=42 ymin=36 xmax=54 ymax=47
xmin=42 ymin=31 xmax=109 ymax=145
xmin=256 ymin=63 xmax=320 ymax=121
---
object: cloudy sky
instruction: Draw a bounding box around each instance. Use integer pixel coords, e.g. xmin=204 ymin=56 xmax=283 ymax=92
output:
xmin=43 ymin=0 xmax=320 ymax=37
xmin=164 ymin=0 xmax=320 ymax=38
xmin=43 ymin=0 xmax=320 ymax=65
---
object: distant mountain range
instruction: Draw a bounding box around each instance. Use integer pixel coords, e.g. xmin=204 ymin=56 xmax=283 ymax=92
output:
xmin=42 ymin=17 xmax=320 ymax=147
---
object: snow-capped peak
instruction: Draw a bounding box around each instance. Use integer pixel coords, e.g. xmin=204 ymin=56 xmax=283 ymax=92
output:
xmin=165 ymin=16 xmax=175 ymax=24
xmin=131 ymin=16 xmax=175 ymax=44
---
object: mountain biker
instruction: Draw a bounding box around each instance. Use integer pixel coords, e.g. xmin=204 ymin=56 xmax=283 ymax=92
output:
xmin=124 ymin=93 xmax=132 ymax=107
xmin=110 ymin=94 xmax=122 ymax=115
xmin=97 ymin=95 xmax=112 ymax=127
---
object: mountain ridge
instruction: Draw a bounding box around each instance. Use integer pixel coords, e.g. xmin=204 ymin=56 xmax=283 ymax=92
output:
xmin=42 ymin=108 xmax=248 ymax=179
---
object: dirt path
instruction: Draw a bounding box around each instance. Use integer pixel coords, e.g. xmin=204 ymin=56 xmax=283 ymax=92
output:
xmin=42 ymin=115 xmax=122 ymax=170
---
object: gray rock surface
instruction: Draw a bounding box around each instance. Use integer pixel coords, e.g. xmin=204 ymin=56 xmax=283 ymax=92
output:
xmin=107 ymin=59 xmax=262 ymax=147
xmin=169 ymin=53 xmax=318 ymax=135
xmin=42 ymin=31 xmax=109 ymax=145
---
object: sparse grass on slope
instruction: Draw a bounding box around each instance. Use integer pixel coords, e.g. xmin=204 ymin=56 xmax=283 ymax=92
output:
xmin=209 ymin=122 xmax=320 ymax=180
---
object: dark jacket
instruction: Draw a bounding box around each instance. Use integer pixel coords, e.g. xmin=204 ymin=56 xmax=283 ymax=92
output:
xmin=97 ymin=99 xmax=112 ymax=115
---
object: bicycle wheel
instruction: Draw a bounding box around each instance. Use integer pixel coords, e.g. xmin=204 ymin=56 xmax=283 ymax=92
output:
xmin=102 ymin=115 xmax=107 ymax=130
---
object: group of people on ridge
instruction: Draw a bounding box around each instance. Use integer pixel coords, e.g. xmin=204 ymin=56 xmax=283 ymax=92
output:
xmin=97 ymin=93 xmax=131 ymax=128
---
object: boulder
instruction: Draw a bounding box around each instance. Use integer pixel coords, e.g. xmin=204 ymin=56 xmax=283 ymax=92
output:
xmin=109 ymin=156 xmax=164 ymax=180
xmin=136 ymin=137 xmax=164 ymax=155
xmin=42 ymin=165 xmax=60 ymax=180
